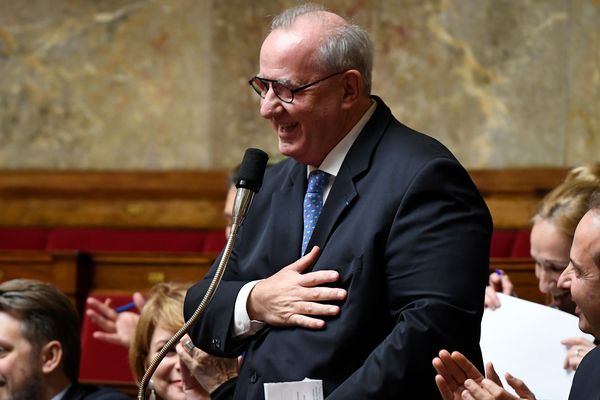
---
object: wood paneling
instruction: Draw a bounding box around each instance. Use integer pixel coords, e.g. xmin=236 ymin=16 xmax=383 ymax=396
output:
xmin=86 ymin=252 xmax=215 ymax=293
xmin=0 ymin=170 xmax=230 ymax=228
xmin=469 ymin=168 xmax=569 ymax=229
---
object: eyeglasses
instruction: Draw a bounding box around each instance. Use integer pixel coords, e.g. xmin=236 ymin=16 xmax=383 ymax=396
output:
xmin=248 ymin=71 xmax=345 ymax=104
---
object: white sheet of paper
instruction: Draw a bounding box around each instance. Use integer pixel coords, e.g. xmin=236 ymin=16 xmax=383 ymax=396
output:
xmin=480 ymin=293 xmax=594 ymax=400
xmin=264 ymin=378 xmax=323 ymax=400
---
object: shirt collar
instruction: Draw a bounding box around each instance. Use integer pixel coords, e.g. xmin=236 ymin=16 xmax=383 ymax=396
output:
xmin=307 ymin=100 xmax=377 ymax=177
xmin=51 ymin=383 xmax=71 ymax=400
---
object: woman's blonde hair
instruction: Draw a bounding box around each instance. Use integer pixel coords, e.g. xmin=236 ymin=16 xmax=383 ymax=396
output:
xmin=535 ymin=163 xmax=600 ymax=239
xmin=129 ymin=282 xmax=189 ymax=382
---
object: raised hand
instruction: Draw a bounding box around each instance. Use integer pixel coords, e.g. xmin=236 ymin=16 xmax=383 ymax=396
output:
xmin=86 ymin=292 xmax=145 ymax=347
xmin=485 ymin=270 xmax=514 ymax=310
xmin=433 ymin=349 xmax=486 ymax=400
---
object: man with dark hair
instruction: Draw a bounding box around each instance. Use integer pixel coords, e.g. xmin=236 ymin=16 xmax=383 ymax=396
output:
xmin=186 ymin=3 xmax=491 ymax=399
xmin=0 ymin=279 xmax=130 ymax=400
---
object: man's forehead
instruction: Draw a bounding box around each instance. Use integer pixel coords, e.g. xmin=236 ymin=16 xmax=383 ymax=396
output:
xmin=0 ymin=311 xmax=26 ymax=341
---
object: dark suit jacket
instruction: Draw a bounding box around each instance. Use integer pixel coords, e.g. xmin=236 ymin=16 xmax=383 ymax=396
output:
xmin=185 ymin=97 xmax=492 ymax=399
xmin=63 ymin=382 xmax=131 ymax=400
xmin=569 ymin=345 xmax=600 ymax=400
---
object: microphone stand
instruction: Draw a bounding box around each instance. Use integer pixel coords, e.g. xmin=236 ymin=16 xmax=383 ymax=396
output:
xmin=137 ymin=188 xmax=252 ymax=400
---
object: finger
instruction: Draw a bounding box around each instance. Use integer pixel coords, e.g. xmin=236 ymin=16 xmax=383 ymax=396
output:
xmin=299 ymin=270 xmax=344 ymax=289
xmin=500 ymin=275 xmax=513 ymax=295
xmin=133 ymin=292 xmax=146 ymax=310
xmin=176 ymin=342 xmax=193 ymax=364
xmin=292 ymin=301 xmax=341 ymax=316
xmin=505 ymin=373 xmax=535 ymax=399
xmin=451 ymin=351 xmax=484 ymax=382
xmin=438 ymin=352 xmax=468 ymax=389
xmin=479 ymin=378 xmax=511 ymax=398
xmin=299 ymin=286 xmax=347 ymax=302
xmin=485 ymin=362 xmax=502 ymax=386
xmin=464 ymin=379 xmax=493 ymax=399
xmin=92 ymin=331 xmax=122 ymax=346
xmin=560 ymin=337 xmax=592 ymax=346
xmin=286 ymin=246 xmax=320 ymax=273
xmin=86 ymin=310 xmax=116 ymax=332
xmin=563 ymin=353 xmax=580 ymax=371
xmin=461 ymin=391 xmax=477 ymax=400
xmin=86 ymin=297 xmax=118 ymax=320
xmin=485 ymin=287 xmax=500 ymax=310
xmin=433 ymin=353 xmax=461 ymax=392
xmin=489 ymin=273 xmax=502 ymax=291
xmin=488 ymin=271 xmax=499 ymax=284
xmin=434 ymin=374 xmax=455 ymax=400
xmin=286 ymin=313 xmax=326 ymax=329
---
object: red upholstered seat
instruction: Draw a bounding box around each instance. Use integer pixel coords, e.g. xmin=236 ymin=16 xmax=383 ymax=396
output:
xmin=47 ymin=228 xmax=225 ymax=253
xmin=79 ymin=294 xmax=135 ymax=383
xmin=489 ymin=230 xmax=516 ymax=258
xmin=510 ymin=229 xmax=531 ymax=258
xmin=202 ymin=230 xmax=228 ymax=253
xmin=0 ymin=228 xmax=51 ymax=250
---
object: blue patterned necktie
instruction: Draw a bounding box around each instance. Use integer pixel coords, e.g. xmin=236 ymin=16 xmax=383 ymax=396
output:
xmin=302 ymin=170 xmax=330 ymax=255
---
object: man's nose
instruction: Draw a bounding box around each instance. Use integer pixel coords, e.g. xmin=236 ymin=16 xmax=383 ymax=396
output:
xmin=259 ymin=86 xmax=283 ymax=118
xmin=557 ymin=264 xmax=572 ymax=290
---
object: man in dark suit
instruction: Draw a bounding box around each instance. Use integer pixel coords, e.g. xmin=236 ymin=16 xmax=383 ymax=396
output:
xmin=0 ymin=279 xmax=130 ymax=400
xmin=185 ymin=4 xmax=491 ymax=399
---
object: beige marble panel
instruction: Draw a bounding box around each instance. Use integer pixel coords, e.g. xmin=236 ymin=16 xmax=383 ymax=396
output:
xmin=566 ymin=0 xmax=600 ymax=165
xmin=0 ymin=0 xmax=598 ymax=170
xmin=371 ymin=0 xmax=574 ymax=167
xmin=0 ymin=0 xmax=212 ymax=169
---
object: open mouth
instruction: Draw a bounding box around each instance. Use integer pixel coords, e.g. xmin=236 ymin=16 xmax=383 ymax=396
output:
xmin=278 ymin=122 xmax=298 ymax=134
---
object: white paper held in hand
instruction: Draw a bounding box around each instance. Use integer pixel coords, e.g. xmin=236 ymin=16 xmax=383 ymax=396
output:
xmin=480 ymin=293 xmax=594 ymax=400
xmin=264 ymin=378 xmax=323 ymax=400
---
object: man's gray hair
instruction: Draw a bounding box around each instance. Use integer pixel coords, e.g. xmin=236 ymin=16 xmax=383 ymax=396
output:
xmin=271 ymin=3 xmax=374 ymax=94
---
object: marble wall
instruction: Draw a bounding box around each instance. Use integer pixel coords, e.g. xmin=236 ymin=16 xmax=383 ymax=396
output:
xmin=0 ymin=0 xmax=598 ymax=170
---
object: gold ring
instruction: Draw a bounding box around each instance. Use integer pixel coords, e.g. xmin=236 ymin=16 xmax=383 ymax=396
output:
xmin=183 ymin=339 xmax=195 ymax=353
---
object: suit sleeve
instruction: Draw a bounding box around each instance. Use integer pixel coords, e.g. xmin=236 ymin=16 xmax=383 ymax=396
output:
xmin=327 ymin=158 xmax=492 ymax=399
xmin=184 ymin=232 xmax=260 ymax=357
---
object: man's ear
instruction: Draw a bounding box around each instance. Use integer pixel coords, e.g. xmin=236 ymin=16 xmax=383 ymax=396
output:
xmin=40 ymin=340 xmax=64 ymax=374
xmin=340 ymin=69 xmax=362 ymax=108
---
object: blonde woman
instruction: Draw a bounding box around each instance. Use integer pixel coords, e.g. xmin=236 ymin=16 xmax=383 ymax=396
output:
xmin=129 ymin=282 xmax=238 ymax=400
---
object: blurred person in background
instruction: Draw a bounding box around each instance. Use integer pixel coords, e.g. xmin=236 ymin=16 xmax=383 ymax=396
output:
xmin=485 ymin=164 xmax=600 ymax=370
xmin=0 ymin=279 xmax=129 ymax=400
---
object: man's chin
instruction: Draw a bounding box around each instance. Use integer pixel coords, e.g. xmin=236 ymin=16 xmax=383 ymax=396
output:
xmin=578 ymin=318 xmax=592 ymax=335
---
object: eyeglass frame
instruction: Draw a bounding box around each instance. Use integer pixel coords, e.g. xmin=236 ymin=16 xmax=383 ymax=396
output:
xmin=248 ymin=70 xmax=346 ymax=104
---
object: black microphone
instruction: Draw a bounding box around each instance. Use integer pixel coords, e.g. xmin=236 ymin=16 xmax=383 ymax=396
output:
xmin=137 ymin=148 xmax=268 ymax=400
xmin=231 ymin=148 xmax=269 ymax=233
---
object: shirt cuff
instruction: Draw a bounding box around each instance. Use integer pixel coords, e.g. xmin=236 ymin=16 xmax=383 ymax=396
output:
xmin=233 ymin=280 xmax=266 ymax=337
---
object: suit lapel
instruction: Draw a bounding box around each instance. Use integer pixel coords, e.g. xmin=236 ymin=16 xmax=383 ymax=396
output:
xmin=305 ymin=96 xmax=392 ymax=258
xmin=271 ymin=162 xmax=306 ymax=266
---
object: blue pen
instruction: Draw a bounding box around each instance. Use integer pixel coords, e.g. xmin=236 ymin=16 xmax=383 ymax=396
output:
xmin=116 ymin=302 xmax=136 ymax=313
xmin=495 ymin=268 xmax=503 ymax=276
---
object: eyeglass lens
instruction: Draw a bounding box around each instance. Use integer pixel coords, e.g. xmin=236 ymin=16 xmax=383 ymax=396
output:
xmin=250 ymin=78 xmax=293 ymax=103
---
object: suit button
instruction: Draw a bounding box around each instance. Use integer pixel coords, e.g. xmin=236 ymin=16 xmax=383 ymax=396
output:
xmin=211 ymin=338 xmax=221 ymax=349
xmin=250 ymin=371 xmax=258 ymax=383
